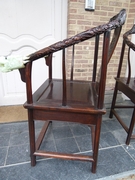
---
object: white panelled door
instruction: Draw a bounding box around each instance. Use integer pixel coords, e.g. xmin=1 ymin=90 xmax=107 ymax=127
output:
xmin=0 ymin=0 xmax=67 ymax=105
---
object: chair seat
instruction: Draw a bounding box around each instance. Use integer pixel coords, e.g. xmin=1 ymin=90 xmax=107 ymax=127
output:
xmin=21 ymin=9 xmax=126 ymax=173
xmin=116 ymin=77 xmax=135 ymax=90
xmin=24 ymin=79 xmax=106 ymax=114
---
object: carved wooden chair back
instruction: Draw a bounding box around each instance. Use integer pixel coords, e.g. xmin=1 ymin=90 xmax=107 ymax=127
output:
xmin=110 ymin=24 xmax=135 ymax=145
xmin=19 ymin=9 xmax=126 ymax=173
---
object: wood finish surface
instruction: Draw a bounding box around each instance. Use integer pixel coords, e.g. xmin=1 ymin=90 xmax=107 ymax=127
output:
xmin=20 ymin=9 xmax=126 ymax=173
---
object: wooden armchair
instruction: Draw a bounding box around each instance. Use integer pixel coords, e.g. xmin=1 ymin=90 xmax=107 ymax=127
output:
xmin=110 ymin=24 xmax=135 ymax=145
xmin=19 ymin=9 xmax=126 ymax=173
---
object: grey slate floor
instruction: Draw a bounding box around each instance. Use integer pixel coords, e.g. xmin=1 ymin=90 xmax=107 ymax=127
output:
xmin=0 ymin=100 xmax=135 ymax=180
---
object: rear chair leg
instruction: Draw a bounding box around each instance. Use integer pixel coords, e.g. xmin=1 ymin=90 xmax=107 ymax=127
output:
xmin=109 ymin=83 xmax=118 ymax=118
xmin=126 ymin=109 xmax=135 ymax=145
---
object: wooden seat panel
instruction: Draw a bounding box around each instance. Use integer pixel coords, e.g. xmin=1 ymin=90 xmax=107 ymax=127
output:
xmin=24 ymin=79 xmax=106 ymax=114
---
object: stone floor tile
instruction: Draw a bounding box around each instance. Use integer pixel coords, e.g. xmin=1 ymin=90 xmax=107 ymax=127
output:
xmin=0 ymin=133 xmax=10 ymax=147
xmin=52 ymin=126 xmax=73 ymax=139
xmin=6 ymin=144 xmax=30 ymax=165
xmin=0 ymin=147 xmax=8 ymax=166
xmin=9 ymin=131 xmax=29 ymax=146
xmin=100 ymin=131 xmax=120 ymax=148
xmin=55 ymin=137 xmax=80 ymax=153
xmin=112 ymin=129 xmax=127 ymax=144
xmin=69 ymin=123 xmax=90 ymax=137
xmin=75 ymin=134 xmax=92 ymax=152
xmin=105 ymin=119 xmax=122 ymax=131
xmin=0 ymin=123 xmax=13 ymax=134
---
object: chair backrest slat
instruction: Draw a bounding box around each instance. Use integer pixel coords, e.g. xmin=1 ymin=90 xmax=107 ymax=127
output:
xmin=98 ymin=31 xmax=111 ymax=109
xmin=127 ymin=47 xmax=131 ymax=84
xmin=92 ymin=35 xmax=100 ymax=82
xmin=70 ymin=45 xmax=75 ymax=81
xmin=62 ymin=48 xmax=67 ymax=106
xmin=116 ymin=41 xmax=126 ymax=78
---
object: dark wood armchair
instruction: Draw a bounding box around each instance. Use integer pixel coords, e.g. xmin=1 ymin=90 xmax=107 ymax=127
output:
xmin=19 ymin=9 xmax=126 ymax=173
xmin=110 ymin=24 xmax=135 ymax=145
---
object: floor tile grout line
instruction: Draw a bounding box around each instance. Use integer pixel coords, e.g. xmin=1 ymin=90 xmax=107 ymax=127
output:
xmin=0 ymin=146 xmax=124 ymax=169
xmin=73 ymin=144 xmax=126 ymax=155
xmin=51 ymin=124 xmax=58 ymax=153
xmin=1 ymin=150 xmax=94 ymax=169
xmin=68 ymin=124 xmax=81 ymax=152
xmin=0 ymin=157 xmax=53 ymax=169
xmin=8 ymin=142 xmax=30 ymax=147
xmin=74 ymin=149 xmax=93 ymax=155
xmin=0 ymin=160 xmax=31 ymax=169
xmin=4 ymin=131 xmax=12 ymax=166
xmin=29 ymin=176 xmax=37 ymax=180
xmin=3 ymin=142 xmax=30 ymax=148
xmin=98 ymin=144 xmax=124 ymax=151
xmin=1 ymin=144 xmax=134 ymax=170
xmin=121 ymin=145 xmax=135 ymax=162
xmin=73 ymin=136 xmax=81 ymax=152
xmin=4 ymin=146 xmax=9 ymax=166
xmin=0 ymin=156 xmax=57 ymax=169
xmin=99 ymin=131 xmax=121 ymax=148
xmin=110 ymin=130 xmax=124 ymax=147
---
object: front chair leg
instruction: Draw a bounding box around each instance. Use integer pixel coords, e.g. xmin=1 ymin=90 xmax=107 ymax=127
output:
xmin=91 ymin=117 xmax=102 ymax=173
xmin=28 ymin=110 xmax=36 ymax=166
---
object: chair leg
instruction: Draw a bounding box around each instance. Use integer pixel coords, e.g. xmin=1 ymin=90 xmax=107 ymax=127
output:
xmin=28 ymin=110 xmax=36 ymax=166
xmin=109 ymin=83 xmax=118 ymax=118
xmin=91 ymin=117 xmax=102 ymax=173
xmin=126 ymin=108 xmax=135 ymax=145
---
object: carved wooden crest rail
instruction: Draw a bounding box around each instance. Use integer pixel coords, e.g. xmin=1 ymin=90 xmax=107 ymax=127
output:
xmin=27 ymin=9 xmax=126 ymax=62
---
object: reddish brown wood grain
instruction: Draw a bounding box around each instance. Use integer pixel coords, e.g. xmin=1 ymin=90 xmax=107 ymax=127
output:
xmin=20 ymin=9 xmax=126 ymax=173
